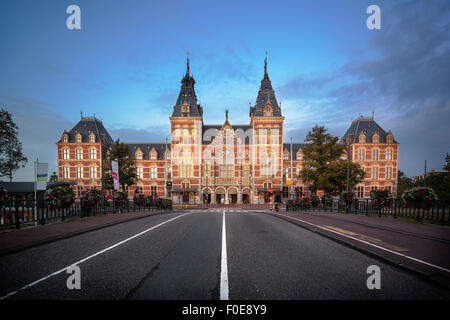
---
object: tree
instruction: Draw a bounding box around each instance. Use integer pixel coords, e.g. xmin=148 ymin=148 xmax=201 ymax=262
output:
xmin=396 ymin=170 xmax=413 ymax=199
xmin=49 ymin=171 xmax=58 ymax=183
xmin=414 ymin=173 xmax=450 ymax=202
xmin=102 ymin=140 xmax=137 ymax=192
xmin=444 ymin=153 xmax=450 ymax=171
xmin=299 ymin=125 xmax=364 ymax=194
xmin=318 ymin=160 xmax=365 ymax=196
xmin=0 ymin=109 xmax=28 ymax=182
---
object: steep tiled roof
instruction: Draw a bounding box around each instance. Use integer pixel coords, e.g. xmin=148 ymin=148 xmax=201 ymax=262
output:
xmin=342 ymin=116 xmax=397 ymax=144
xmin=59 ymin=117 xmax=114 ymax=145
xmin=171 ymin=58 xmax=203 ymax=118
xmin=252 ymin=57 xmax=282 ymax=117
xmin=125 ymin=143 xmax=170 ymax=161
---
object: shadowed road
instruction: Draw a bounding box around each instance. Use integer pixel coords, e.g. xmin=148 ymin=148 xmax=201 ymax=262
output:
xmin=0 ymin=210 xmax=449 ymax=300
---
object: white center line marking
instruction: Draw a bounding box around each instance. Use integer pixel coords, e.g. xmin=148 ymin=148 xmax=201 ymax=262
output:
xmin=220 ymin=210 xmax=229 ymax=300
xmin=274 ymin=213 xmax=450 ymax=273
xmin=0 ymin=212 xmax=192 ymax=300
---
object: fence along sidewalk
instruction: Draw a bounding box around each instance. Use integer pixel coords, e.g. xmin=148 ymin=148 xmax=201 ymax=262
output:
xmin=286 ymin=198 xmax=450 ymax=226
xmin=0 ymin=198 xmax=173 ymax=230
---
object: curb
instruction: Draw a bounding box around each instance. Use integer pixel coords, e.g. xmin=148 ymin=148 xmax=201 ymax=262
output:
xmin=286 ymin=211 xmax=450 ymax=244
xmin=0 ymin=210 xmax=175 ymax=257
xmin=264 ymin=211 xmax=450 ymax=291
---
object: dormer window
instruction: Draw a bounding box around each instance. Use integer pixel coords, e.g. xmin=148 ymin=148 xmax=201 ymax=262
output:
xmin=75 ymin=133 xmax=82 ymax=143
xmin=372 ymin=132 xmax=379 ymax=143
xmin=264 ymin=105 xmax=273 ymax=117
xmin=283 ymin=153 xmax=289 ymax=160
xmin=136 ymin=152 xmax=143 ymax=160
xmin=359 ymin=134 xmax=365 ymax=143
xmin=297 ymin=152 xmax=303 ymax=160
xmin=89 ymin=133 xmax=95 ymax=143
xmin=150 ymin=151 xmax=157 ymax=160
xmin=62 ymin=133 xmax=69 ymax=143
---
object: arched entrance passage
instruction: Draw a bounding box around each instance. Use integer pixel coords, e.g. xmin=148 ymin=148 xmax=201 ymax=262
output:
xmin=228 ymin=187 xmax=237 ymax=204
xmin=202 ymin=188 xmax=211 ymax=204
xmin=216 ymin=188 xmax=226 ymax=204
xmin=242 ymin=188 xmax=250 ymax=204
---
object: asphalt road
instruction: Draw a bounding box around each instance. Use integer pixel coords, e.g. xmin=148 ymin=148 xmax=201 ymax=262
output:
xmin=0 ymin=210 xmax=449 ymax=300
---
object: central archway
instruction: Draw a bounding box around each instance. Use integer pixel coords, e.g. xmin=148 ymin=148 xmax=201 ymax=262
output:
xmin=215 ymin=187 xmax=226 ymax=204
xmin=228 ymin=187 xmax=238 ymax=204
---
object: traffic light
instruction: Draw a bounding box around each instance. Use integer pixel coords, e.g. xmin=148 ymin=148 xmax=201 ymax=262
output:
xmin=268 ymin=188 xmax=274 ymax=194
xmin=180 ymin=188 xmax=184 ymax=195
xmin=301 ymin=194 xmax=305 ymax=199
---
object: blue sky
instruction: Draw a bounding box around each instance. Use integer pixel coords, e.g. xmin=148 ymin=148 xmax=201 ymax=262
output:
xmin=1 ymin=0 xmax=449 ymax=181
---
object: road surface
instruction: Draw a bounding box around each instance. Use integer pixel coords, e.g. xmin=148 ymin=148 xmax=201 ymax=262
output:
xmin=0 ymin=210 xmax=449 ymax=300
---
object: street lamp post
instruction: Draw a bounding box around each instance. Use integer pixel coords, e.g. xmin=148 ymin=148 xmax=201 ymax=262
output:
xmin=290 ymin=137 xmax=294 ymax=200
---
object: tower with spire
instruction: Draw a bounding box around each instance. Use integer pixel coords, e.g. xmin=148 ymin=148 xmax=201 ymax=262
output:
xmin=249 ymin=52 xmax=285 ymax=197
xmin=170 ymin=53 xmax=203 ymax=199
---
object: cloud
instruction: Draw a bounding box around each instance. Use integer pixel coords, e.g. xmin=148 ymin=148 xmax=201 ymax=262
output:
xmin=282 ymin=0 xmax=450 ymax=176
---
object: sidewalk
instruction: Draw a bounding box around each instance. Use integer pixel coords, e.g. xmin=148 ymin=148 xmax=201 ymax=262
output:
xmin=268 ymin=209 xmax=450 ymax=288
xmin=0 ymin=210 xmax=173 ymax=256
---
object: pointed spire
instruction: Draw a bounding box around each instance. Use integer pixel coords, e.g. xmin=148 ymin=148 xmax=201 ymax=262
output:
xmin=186 ymin=51 xmax=190 ymax=76
xmin=264 ymin=50 xmax=268 ymax=75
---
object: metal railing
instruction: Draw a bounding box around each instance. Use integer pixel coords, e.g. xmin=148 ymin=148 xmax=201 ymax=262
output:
xmin=286 ymin=198 xmax=450 ymax=226
xmin=0 ymin=198 xmax=173 ymax=229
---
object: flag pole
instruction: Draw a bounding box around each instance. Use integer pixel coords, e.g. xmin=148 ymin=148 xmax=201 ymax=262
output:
xmin=34 ymin=158 xmax=38 ymax=225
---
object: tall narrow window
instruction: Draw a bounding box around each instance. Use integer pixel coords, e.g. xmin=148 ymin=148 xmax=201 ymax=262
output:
xmin=76 ymin=149 xmax=83 ymax=160
xmin=150 ymin=167 xmax=157 ymax=179
xmin=372 ymin=149 xmax=379 ymax=160
xmin=386 ymin=167 xmax=392 ymax=180
xmin=386 ymin=149 xmax=392 ymax=160
xmin=372 ymin=167 xmax=378 ymax=180
xmin=89 ymin=134 xmax=95 ymax=143
xmin=90 ymin=166 xmax=97 ymax=179
xmin=151 ymin=186 xmax=157 ymax=196
xmin=150 ymin=152 xmax=157 ymax=160
xmin=63 ymin=166 xmax=70 ymax=179
xmin=358 ymin=149 xmax=365 ymax=160
xmin=90 ymin=148 xmax=97 ymax=160
xmin=77 ymin=166 xmax=83 ymax=179
xmin=63 ymin=148 xmax=70 ymax=160
xmin=137 ymin=167 xmax=143 ymax=179
xmin=136 ymin=152 xmax=143 ymax=160
xmin=76 ymin=134 xmax=82 ymax=143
